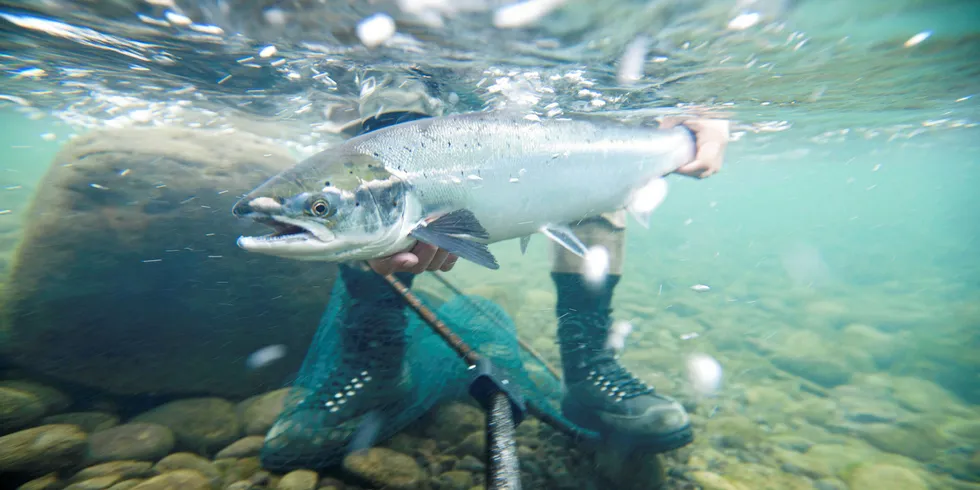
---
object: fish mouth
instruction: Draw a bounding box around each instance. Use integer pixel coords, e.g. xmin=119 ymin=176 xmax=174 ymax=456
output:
xmin=236 ymin=215 xmax=336 ymax=255
xmin=249 ymin=217 xmax=316 ymax=243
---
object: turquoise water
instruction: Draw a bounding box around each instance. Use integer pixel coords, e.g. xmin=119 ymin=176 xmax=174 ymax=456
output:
xmin=0 ymin=0 xmax=978 ymax=488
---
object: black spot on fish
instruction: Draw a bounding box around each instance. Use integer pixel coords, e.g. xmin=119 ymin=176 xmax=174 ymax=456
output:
xmin=373 ymin=152 xmax=379 ymax=157
xmin=355 ymin=201 xmax=360 ymax=207
xmin=324 ymin=181 xmax=331 ymax=187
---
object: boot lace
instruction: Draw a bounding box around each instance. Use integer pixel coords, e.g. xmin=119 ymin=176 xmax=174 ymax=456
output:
xmin=588 ymin=353 xmax=655 ymax=400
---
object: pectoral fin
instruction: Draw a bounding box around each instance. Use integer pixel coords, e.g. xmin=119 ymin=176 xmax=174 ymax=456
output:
xmin=520 ymin=235 xmax=531 ymax=255
xmin=410 ymin=209 xmax=499 ymax=270
xmin=541 ymin=224 xmax=588 ymax=257
xmin=627 ymin=177 xmax=669 ymax=228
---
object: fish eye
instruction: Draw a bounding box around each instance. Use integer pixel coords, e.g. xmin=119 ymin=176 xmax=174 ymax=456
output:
xmin=310 ymin=199 xmax=332 ymax=217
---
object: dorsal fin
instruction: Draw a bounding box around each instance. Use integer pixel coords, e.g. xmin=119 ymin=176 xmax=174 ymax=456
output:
xmin=343 ymin=111 xmax=434 ymax=138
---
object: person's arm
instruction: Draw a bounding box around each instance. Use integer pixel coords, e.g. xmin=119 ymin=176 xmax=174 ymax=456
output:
xmin=368 ymin=118 xmax=731 ymax=276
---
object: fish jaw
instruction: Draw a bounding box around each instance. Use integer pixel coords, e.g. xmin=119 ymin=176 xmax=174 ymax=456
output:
xmin=235 ymin=214 xmax=339 ymax=261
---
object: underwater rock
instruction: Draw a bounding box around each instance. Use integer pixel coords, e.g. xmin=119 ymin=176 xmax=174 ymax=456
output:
xmin=593 ymin=450 xmax=666 ymax=490
xmin=940 ymin=419 xmax=980 ymax=444
xmin=424 ymin=403 xmax=485 ymax=445
xmin=451 ymin=431 xmax=486 ymax=459
xmin=152 ymin=453 xmax=222 ymax=488
xmin=0 ymin=380 xmax=72 ymax=413
xmin=316 ymin=476 xmax=346 ymax=489
xmin=970 ymin=451 xmax=980 ymax=481
xmin=276 ymin=470 xmax=319 ymax=490
xmin=813 ymin=478 xmax=848 ymax=490
xmin=705 ymin=416 xmax=765 ymax=450
xmin=889 ymin=376 xmax=968 ymax=415
xmin=434 ymin=470 xmax=473 ymax=490
xmin=454 ymin=455 xmax=485 ymax=473
xmin=770 ymin=355 xmax=851 ymax=388
xmin=236 ymin=388 xmax=290 ymax=436
xmin=223 ymin=482 xmax=253 ymax=490
xmin=839 ymin=323 xmax=901 ymax=368
xmin=688 ymin=471 xmax=739 ymax=490
xmin=833 ymin=386 xmax=906 ymax=425
xmin=772 ymin=447 xmax=835 ymax=479
xmin=17 ymin=473 xmax=61 ymax=490
xmin=845 ymin=463 xmax=928 ymax=490
xmin=44 ymin=412 xmax=120 ymax=433
xmin=86 ymin=423 xmax=175 ymax=463
xmin=132 ymin=398 xmax=241 ymax=454
xmin=215 ymin=436 xmax=265 ymax=459
xmin=0 ymin=424 xmax=88 ymax=472
xmin=107 ymin=480 xmax=147 ymax=490
xmin=72 ymin=461 xmax=157 ymax=481
xmin=769 ymin=435 xmax=814 ymax=453
xmin=217 ymin=457 xmax=262 ymax=484
xmin=0 ymin=386 xmax=46 ymax=433
xmin=343 ymin=448 xmax=423 ymax=490
xmin=247 ymin=470 xmax=271 ymax=486
xmin=64 ymin=475 xmax=123 ymax=490
xmin=856 ymin=418 xmax=949 ymax=462
xmin=743 ymin=385 xmax=794 ymax=409
xmin=129 ymin=469 xmax=212 ymax=490
xmin=0 ymin=127 xmax=336 ymax=397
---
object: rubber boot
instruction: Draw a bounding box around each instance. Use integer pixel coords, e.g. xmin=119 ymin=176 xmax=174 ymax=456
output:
xmin=261 ymin=264 xmax=417 ymax=470
xmin=553 ymin=272 xmax=693 ymax=451
xmin=331 ymin=263 xmax=415 ymax=416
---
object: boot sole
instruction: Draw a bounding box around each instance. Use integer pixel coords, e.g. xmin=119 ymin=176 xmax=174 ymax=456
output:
xmin=562 ymin=401 xmax=695 ymax=453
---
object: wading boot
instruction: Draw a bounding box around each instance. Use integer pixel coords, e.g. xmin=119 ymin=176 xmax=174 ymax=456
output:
xmin=261 ymin=264 xmax=415 ymax=470
xmin=553 ymin=272 xmax=693 ymax=451
xmin=330 ymin=263 xmax=415 ymax=416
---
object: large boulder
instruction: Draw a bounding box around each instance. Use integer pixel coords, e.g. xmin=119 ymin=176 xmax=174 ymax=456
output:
xmin=0 ymin=127 xmax=336 ymax=397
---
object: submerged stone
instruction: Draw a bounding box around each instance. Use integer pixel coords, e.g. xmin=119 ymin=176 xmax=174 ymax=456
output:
xmin=130 ymin=470 xmax=212 ymax=490
xmin=0 ymin=386 xmax=46 ymax=433
xmin=0 ymin=127 xmax=336 ymax=397
xmin=0 ymin=380 xmax=72 ymax=413
xmin=215 ymin=436 xmax=265 ymax=459
xmin=72 ymin=461 xmax=157 ymax=481
xmin=771 ymin=355 xmax=851 ymax=388
xmin=152 ymin=453 xmax=222 ymax=488
xmin=277 ymin=469 xmax=318 ymax=490
xmin=343 ymin=447 xmax=423 ymax=490
xmin=132 ymin=398 xmax=241 ymax=454
xmin=846 ymin=463 xmax=928 ymax=490
xmin=0 ymin=424 xmax=87 ymax=472
xmin=236 ymin=388 xmax=290 ymax=436
xmin=44 ymin=412 xmax=120 ymax=433
xmin=86 ymin=423 xmax=175 ymax=463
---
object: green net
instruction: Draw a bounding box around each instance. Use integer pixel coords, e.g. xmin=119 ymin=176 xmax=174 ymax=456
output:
xmin=260 ymin=264 xmax=597 ymax=471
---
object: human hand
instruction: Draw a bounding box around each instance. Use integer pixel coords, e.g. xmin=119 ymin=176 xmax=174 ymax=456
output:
xmin=367 ymin=241 xmax=459 ymax=276
xmin=662 ymin=118 xmax=730 ymax=179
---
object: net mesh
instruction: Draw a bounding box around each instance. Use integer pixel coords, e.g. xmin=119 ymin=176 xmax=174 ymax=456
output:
xmin=260 ymin=264 xmax=596 ymax=471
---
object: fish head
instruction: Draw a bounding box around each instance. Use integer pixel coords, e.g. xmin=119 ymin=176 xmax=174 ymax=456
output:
xmin=233 ymin=150 xmax=411 ymax=261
